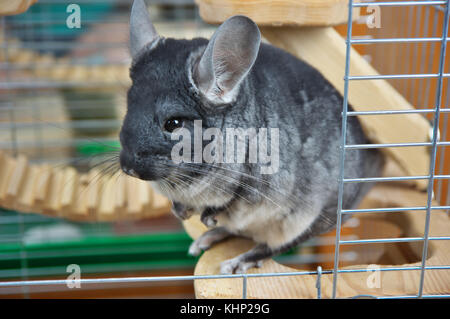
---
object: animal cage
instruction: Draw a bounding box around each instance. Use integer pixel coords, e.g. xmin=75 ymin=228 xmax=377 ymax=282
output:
xmin=0 ymin=0 xmax=449 ymax=299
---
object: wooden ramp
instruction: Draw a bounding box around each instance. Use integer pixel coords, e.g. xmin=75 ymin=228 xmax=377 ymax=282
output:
xmin=0 ymin=151 xmax=171 ymax=222
xmin=184 ymin=183 xmax=450 ymax=298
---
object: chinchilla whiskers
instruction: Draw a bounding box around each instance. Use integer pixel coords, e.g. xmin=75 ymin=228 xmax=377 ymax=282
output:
xmin=172 ymin=170 xmax=252 ymax=205
xmin=160 ymin=173 xmax=192 ymax=200
xmin=161 ymin=172 xmax=213 ymax=207
xmin=172 ymin=164 xmax=288 ymax=211
xmin=168 ymin=174 xmax=213 ymax=205
xmin=164 ymin=163 xmax=278 ymax=209
xmin=170 ymin=166 xmax=274 ymax=208
xmin=194 ymin=162 xmax=310 ymax=209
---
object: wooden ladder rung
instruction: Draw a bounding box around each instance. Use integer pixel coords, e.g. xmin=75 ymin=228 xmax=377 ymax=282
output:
xmin=98 ymin=176 xmax=117 ymax=221
xmin=71 ymin=173 xmax=89 ymax=218
xmin=114 ymin=174 xmax=126 ymax=216
xmin=60 ymin=167 xmax=77 ymax=212
xmin=0 ymin=155 xmax=17 ymax=202
xmin=16 ymin=164 xmax=40 ymax=211
xmin=34 ymin=164 xmax=52 ymax=207
xmin=43 ymin=169 xmax=65 ymax=214
xmin=125 ymin=175 xmax=142 ymax=215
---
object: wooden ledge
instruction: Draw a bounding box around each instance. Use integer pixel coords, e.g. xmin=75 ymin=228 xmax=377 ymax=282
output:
xmin=183 ymin=183 xmax=450 ymax=298
xmin=195 ymin=0 xmax=360 ymax=26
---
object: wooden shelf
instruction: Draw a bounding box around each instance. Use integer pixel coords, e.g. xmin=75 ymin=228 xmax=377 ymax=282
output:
xmin=195 ymin=0 xmax=360 ymax=26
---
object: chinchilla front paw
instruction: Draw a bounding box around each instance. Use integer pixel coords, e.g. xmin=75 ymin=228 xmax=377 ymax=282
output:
xmin=171 ymin=201 xmax=194 ymax=220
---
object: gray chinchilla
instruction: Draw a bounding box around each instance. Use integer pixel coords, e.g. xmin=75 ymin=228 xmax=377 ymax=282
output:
xmin=120 ymin=0 xmax=383 ymax=274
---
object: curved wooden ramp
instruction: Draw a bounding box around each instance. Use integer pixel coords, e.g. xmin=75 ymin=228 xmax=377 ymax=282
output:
xmin=0 ymin=151 xmax=171 ymax=222
xmin=183 ymin=184 xmax=450 ymax=298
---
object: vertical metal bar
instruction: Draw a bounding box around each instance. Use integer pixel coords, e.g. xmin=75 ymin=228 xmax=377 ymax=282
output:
xmin=316 ymin=266 xmax=322 ymax=299
xmin=422 ymin=9 xmax=440 ymax=109
xmin=436 ymin=80 xmax=450 ymax=203
xmin=402 ymin=5 xmax=416 ymax=95
xmin=418 ymin=0 xmax=450 ymax=298
xmin=409 ymin=5 xmax=424 ymax=104
xmin=332 ymin=0 xmax=354 ymax=300
xmin=242 ymin=274 xmax=247 ymax=299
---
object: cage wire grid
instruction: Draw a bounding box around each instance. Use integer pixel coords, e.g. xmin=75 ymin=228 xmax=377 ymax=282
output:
xmin=0 ymin=0 xmax=449 ymax=299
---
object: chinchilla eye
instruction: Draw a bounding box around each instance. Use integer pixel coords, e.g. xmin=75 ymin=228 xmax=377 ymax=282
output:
xmin=163 ymin=118 xmax=184 ymax=133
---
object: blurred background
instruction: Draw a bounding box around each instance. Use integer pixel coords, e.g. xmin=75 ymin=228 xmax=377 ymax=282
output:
xmin=0 ymin=0 xmax=448 ymax=298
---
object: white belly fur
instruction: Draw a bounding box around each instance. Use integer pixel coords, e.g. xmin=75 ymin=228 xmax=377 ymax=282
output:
xmin=216 ymin=200 xmax=320 ymax=249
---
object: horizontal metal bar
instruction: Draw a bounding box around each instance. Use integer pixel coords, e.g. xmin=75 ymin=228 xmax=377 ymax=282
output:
xmin=345 ymin=141 xmax=450 ymax=149
xmin=347 ymin=73 xmax=449 ymax=80
xmin=2 ymin=265 xmax=450 ymax=288
xmin=342 ymin=205 xmax=450 ymax=214
xmin=342 ymin=206 xmax=427 ymax=214
xmin=0 ymin=120 xmax=121 ymax=131
xmin=353 ymin=1 xmax=447 ymax=7
xmin=0 ymin=81 xmax=127 ymax=90
xmin=0 ymin=42 xmax=127 ymax=50
xmin=0 ymin=61 xmax=129 ymax=70
xmin=338 ymin=265 xmax=450 ymax=274
xmin=0 ymin=272 xmax=324 ymax=288
xmin=35 ymin=0 xmax=195 ymax=4
xmin=376 ymin=294 xmax=450 ymax=299
xmin=347 ymin=109 xmax=450 ymax=116
xmin=345 ymin=142 xmax=431 ymax=149
xmin=344 ymin=175 xmax=450 ymax=183
xmin=340 ymin=236 xmax=450 ymax=245
xmin=0 ymin=138 xmax=119 ymax=150
xmin=350 ymin=37 xmax=450 ymax=44
xmin=343 ymin=175 xmax=429 ymax=183
xmin=434 ymin=175 xmax=450 ymax=179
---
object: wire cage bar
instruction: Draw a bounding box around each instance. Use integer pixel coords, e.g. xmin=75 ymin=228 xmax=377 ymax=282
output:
xmin=0 ymin=0 xmax=449 ymax=299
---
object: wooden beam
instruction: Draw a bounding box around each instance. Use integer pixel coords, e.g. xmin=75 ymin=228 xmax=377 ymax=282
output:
xmin=195 ymin=0 xmax=360 ymax=26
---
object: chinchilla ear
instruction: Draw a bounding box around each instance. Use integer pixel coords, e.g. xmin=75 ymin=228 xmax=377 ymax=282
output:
xmin=129 ymin=0 xmax=159 ymax=59
xmin=193 ymin=15 xmax=261 ymax=104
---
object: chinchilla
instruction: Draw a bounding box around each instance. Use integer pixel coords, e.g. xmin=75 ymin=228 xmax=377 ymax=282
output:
xmin=120 ymin=0 xmax=383 ymax=274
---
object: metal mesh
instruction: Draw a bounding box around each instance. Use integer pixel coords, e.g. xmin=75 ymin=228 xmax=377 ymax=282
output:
xmin=0 ymin=0 xmax=449 ymax=299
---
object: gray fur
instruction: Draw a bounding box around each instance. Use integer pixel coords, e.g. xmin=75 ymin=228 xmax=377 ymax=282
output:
xmin=120 ymin=2 xmax=384 ymax=274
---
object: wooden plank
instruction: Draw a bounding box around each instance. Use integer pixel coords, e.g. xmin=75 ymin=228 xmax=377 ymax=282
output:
xmin=98 ymin=176 xmax=117 ymax=221
xmin=43 ymin=169 xmax=65 ymax=215
xmin=34 ymin=164 xmax=52 ymax=207
xmin=114 ymin=174 xmax=126 ymax=216
xmin=71 ymin=173 xmax=89 ymax=219
xmin=4 ymin=155 xmax=28 ymax=204
xmin=86 ymin=169 xmax=101 ymax=217
xmin=260 ymin=26 xmax=431 ymax=190
xmin=195 ymin=0 xmax=360 ymax=26
xmin=186 ymin=184 xmax=450 ymax=298
xmin=0 ymin=156 xmax=17 ymax=202
xmin=16 ymin=164 xmax=40 ymax=211
xmin=59 ymin=167 xmax=77 ymax=214
xmin=125 ymin=176 xmax=142 ymax=215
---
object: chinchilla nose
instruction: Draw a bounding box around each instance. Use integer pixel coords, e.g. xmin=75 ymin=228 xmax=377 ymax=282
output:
xmin=120 ymin=149 xmax=161 ymax=180
xmin=119 ymin=150 xmax=143 ymax=176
